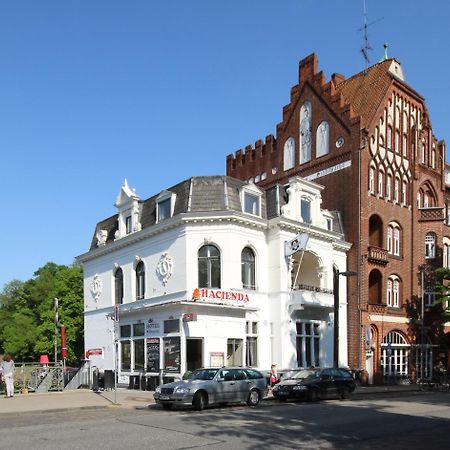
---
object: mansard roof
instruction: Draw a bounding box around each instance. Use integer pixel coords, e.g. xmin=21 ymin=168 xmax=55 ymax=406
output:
xmin=89 ymin=176 xmax=267 ymax=250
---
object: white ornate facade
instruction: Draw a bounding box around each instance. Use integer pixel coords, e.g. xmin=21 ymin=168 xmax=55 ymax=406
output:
xmin=78 ymin=175 xmax=350 ymax=385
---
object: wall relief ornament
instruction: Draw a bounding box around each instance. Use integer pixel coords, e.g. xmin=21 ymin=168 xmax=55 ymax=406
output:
xmin=96 ymin=229 xmax=108 ymax=246
xmin=156 ymin=252 xmax=173 ymax=286
xmin=90 ymin=274 xmax=103 ymax=302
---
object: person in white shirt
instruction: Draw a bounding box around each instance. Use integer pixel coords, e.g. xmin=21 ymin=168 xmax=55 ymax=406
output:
xmin=1 ymin=354 xmax=15 ymax=398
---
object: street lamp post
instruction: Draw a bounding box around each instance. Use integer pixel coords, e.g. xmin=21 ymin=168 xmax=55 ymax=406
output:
xmin=333 ymin=270 xmax=357 ymax=368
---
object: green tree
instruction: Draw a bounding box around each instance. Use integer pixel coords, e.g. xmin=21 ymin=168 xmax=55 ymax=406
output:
xmin=0 ymin=263 xmax=84 ymax=364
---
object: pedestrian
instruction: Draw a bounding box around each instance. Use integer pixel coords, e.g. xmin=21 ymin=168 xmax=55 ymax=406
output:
xmin=270 ymin=363 xmax=279 ymax=388
xmin=1 ymin=354 xmax=15 ymax=398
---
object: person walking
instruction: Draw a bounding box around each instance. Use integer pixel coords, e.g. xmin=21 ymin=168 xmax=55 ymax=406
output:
xmin=1 ymin=354 xmax=15 ymax=398
xmin=270 ymin=363 xmax=279 ymax=388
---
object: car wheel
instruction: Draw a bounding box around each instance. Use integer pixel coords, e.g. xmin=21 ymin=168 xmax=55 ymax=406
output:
xmin=247 ymin=388 xmax=261 ymax=407
xmin=193 ymin=391 xmax=207 ymax=411
xmin=341 ymin=387 xmax=350 ymax=399
xmin=308 ymin=389 xmax=319 ymax=402
xmin=162 ymin=403 xmax=173 ymax=410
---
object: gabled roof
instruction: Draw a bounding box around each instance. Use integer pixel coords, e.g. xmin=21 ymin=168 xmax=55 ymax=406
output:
xmin=334 ymin=59 xmax=394 ymax=128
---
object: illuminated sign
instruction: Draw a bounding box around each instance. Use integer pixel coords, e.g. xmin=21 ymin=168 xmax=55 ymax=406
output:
xmin=191 ymin=288 xmax=249 ymax=306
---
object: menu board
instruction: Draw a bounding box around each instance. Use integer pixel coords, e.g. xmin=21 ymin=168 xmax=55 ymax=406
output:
xmin=164 ymin=337 xmax=181 ymax=373
xmin=146 ymin=338 xmax=160 ymax=372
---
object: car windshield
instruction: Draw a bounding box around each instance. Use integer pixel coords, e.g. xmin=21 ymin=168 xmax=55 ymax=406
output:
xmin=291 ymin=369 xmax=318 ymax=380
xmin=186 ymin=369 xmax=219 ymax=381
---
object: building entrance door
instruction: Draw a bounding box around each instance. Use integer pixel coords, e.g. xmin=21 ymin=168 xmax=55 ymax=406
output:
xmin=186 ymin=338 xmax=203 ymax=371
xmin=366 ymin=352 xmax=374 ymax=384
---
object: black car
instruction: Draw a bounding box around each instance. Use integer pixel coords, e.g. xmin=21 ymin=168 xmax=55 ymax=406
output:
xmin=272 ymin=368 xmax=356 ymax=401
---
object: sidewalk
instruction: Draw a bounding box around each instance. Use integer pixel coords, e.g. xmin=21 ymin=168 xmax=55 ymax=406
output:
xmin=0 ymin=384 xmax=420 ymax=415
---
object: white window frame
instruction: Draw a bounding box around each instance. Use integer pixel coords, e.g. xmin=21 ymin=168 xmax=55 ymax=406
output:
xmin=425 ymin=233 xmax=436 ymax=259
xmin=424 ymin=285 xmax=435 ymax=307
xmin=369 ymin=167 xmax=375 ymax=194
xmin=156 ymin=190 xmax=176 ymax=223
xmin=393 ymin=227 xmax=400 ymax=256
xmin=386 ymin=175 xmax=392 ymax=200
xmin=378 ymin=171 xmax=384 ymax=197
xmin=387 ymin=226 xmax=393 ymax=254
xmin=241 ymin=184 xmax=262 ymax=217
xmin=394 ymin=178 xmax=400 ymax=203
xmin=402 ymin=180 xmax=407 ymax=205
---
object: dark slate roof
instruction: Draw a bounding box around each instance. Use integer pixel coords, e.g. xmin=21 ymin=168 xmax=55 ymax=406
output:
xmin=90 ymin=176 xmax=269 ymax=250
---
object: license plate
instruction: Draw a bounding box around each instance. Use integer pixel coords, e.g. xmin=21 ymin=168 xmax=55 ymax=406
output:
xmin=160 ymin=395 xmax=170 ymax=400
xmin=278 ymin=391 xmax=288 ymax=396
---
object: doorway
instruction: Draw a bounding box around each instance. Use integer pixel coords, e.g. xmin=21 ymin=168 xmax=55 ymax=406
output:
xmin=186 ymin=338 xmax=203 ymax=372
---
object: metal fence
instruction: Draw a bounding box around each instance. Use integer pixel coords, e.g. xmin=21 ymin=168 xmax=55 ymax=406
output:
xmin=0 ymin=362 xmax=64 ymax=394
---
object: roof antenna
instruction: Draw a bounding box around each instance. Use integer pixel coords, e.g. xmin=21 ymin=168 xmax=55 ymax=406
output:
xmin=359 ymin=0 xmax=383 ymax=69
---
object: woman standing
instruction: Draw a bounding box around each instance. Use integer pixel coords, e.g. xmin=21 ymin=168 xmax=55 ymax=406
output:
xmin=1 ymin=354 xmax=15 ymax=397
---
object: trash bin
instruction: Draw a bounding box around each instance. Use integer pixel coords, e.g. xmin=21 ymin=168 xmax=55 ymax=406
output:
xmin=140 ymin=375 xmax=147 ymax=390
xmin=104 ymin=370 xmax=115 ymax=390
xmin=92 ymin=368 xmax=99 ymax=392
xmin=147 ymin=377 xmax=157 ymax=391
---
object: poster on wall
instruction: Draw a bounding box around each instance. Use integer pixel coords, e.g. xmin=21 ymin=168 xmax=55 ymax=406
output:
xmin=210 ymin=352 xmax=224 ymax=367
xmin=146 ymin=338 xmax=160 ymax=372
xmin=163 ymin=337 xmax=181 ymax=373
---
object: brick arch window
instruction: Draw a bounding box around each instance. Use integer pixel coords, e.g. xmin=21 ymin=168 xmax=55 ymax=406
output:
xmin=386 ymin=275 xmax=401 ymax=307
xmin=114 ymin=267 xmax=124 ymax=305
xmin=443 ymin=238 xmax=450 ymax=268
xmin=386 ymin=172 xmax=392 ymax=200
xmin=198 ymin=244 xmax=221 ymax=288
xmin=425 ymin=232 xmax=436 ymax=259
xmin=381 ymin=331 xmax=410 ymax=377
xmin=369 ymin=269 xmax=383 ymax=304
xmin=394 ymin=176 xmax=400 ymax=203
xmin=369 ymin=214 xmax=383 ymax=247
xmin=387 ymin=222 xmax=401 ymax=256
xmin=378 ymin=169 xmax=384 ymax=197
xmin=402 ymin=179 xmax=408 ymax=205
xmin=135 ymin=261 xmax=145 ymax=300
xmin=369 ymin=165 xmax=375 ymax=194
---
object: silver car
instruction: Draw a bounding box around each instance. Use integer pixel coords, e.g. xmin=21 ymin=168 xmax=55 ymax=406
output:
xmin=153 ymin=367 xmax=268 ymax=410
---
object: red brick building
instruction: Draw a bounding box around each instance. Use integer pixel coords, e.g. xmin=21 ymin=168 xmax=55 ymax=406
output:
xmin=227 ymin=53 xmax=450 ymax=384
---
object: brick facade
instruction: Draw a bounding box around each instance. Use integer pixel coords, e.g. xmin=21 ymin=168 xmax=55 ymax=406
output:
xmin=227 ymin=53 xmax=450 ymax=384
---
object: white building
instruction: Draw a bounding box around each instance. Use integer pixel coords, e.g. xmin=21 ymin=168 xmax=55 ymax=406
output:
xmin=77 ymin=175 xmax=351 ymax=385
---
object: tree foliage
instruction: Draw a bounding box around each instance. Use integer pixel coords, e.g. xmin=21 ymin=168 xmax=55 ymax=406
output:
xmin=0 ymin=263 xmax=84 ymax=364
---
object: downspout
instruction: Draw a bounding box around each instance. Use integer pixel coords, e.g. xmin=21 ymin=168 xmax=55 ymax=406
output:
xmin=357 ymin=133 xmax=364 ymax=370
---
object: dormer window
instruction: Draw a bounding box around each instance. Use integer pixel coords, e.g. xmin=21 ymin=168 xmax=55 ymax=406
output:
xmin=126 ymin=216 xmax=132 ymax=234
xmin=245 ymin=193 xmax=260 ymax=216
xmin=301 ymin=197 xmax=311 ymax=223
xmin=114 ymin=179 xmax=141 ymax=240
xmin=241 ymin=184 xmax=262 ymax=217
xmin=156 ymin=190 xmax=176 ymax=223
xmin=158 ymin=198 xmax=171 ymax=222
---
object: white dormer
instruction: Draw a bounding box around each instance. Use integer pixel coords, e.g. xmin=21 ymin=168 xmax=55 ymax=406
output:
xmin=114 ymin=179 xmax=141 ymax=239
xmin=156 ymin=190 xmax=177 ymax=223
xmin=241 ymin=183 xmax=263 ymax=217
xmin=281 ymin=176 xmax=328 ymax=228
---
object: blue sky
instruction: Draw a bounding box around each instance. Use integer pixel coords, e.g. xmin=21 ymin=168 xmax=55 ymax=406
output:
xmin=1 ymin=0 xmax=449 ymax=289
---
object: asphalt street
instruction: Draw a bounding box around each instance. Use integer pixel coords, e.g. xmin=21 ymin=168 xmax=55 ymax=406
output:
xmin=0 ymin=392 xmax=449 ymax=449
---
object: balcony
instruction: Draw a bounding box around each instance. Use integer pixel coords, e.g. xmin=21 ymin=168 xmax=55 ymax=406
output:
xmin=289 ymin=284 xmax=334 ymax=311
xmin=368 ymin=303 xmax=387 ymax=314
xmin=418 ymin=207 xmax=444 ymax=222
xmin=368 ymin=246 xmax=389 ymax=265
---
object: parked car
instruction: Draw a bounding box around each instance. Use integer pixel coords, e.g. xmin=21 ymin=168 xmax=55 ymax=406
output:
xmin=154 ymin=367 xmax=268 ymax=411
xmin=272 ymin=367 xmax=356 ymax=401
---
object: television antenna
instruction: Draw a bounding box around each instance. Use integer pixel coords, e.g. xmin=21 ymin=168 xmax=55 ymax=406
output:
xmin=359 ymin=0 xmax=383 ymax=69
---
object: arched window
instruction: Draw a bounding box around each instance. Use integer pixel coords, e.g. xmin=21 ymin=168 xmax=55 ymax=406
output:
xmin=387 ymin=222 xmax=401 ymax=256
xmin=241 ymin=247 xmax=256 ymax=290
xmin=386 ymin=174 xmax=392 ymax=200
xmin=402 ymin=134 xmax=408 ymax=157
xmin=394 ymin=177 xmax=400 ymax=203
xmin=386 ymin=276 xmax=400 ymax=307
xmin=369 ymin=166 xmax=375 ymax=194
xmin=369 ymin=269 xmax=382 ymax=304
xmin=425 ymin=233 xmax=436 ymax=259
xmin=136 ymin=261 xmax=145 ymax=300
xmin=443 ymin=241 xmax=450 ymax=268
xmin=115 ymin=267 xmax=124 ymax=305
xmin=283 ymin=137 xmax=295 ymax=171
xmin=387 ymin=126 xmax=392 ymax=150
xmin=381 ymin=331 xmax=409 ymax=377
xmin=395 ymin=130 xmax=400 ymax=153
xmin=378 ymin=170 xmax=384 ymax=197
xmin=402 ymin=180 xmax=407 ymax=205
xmin=316 ymin=121 xmax=329 ymax=157
xmin=198 ymin=244 xmax=221 ymax=288
xmin=387 ymin=226 xmax=393 ymax=253
xmin=369 ymin=214 xmax=383 ymax=247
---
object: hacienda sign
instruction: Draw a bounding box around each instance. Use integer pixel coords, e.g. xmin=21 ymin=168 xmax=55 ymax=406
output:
xmin=191 ymin=288 xmax=250 ymax=306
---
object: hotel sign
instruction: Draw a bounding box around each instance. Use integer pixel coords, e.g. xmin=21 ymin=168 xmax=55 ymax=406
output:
xmin=304 ymin=160 xmax=351 ymax=181
xmin=191 ymin=288 xmax=250 ymax=306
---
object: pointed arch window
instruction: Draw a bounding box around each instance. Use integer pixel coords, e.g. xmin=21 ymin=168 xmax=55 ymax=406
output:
xmin=115 ymin=268 xmax=124 ymax=305
xmin=378 ymin=170 xmax=384 ymax=197
xmin=136 ymin=261 xmax=145 ymax=300
xmin=241 ymin=247 xmax=256 ymax=290
xmin=198 ymin=244 xmax=221 ymax=288
xmin=394 ymin=177 xmax=400 ymax=203
xmin=402 ymin=180 xmax=407 ymax=205
xmin=386 ymin=174 xmax=392 ymax=199
xmin=425 ymin=233 xmax=436 ymax=259
xmin=369 ymin=167 xmax=375 ymax=194
xmin=283 ymin=137 xmax=295 ymax=171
